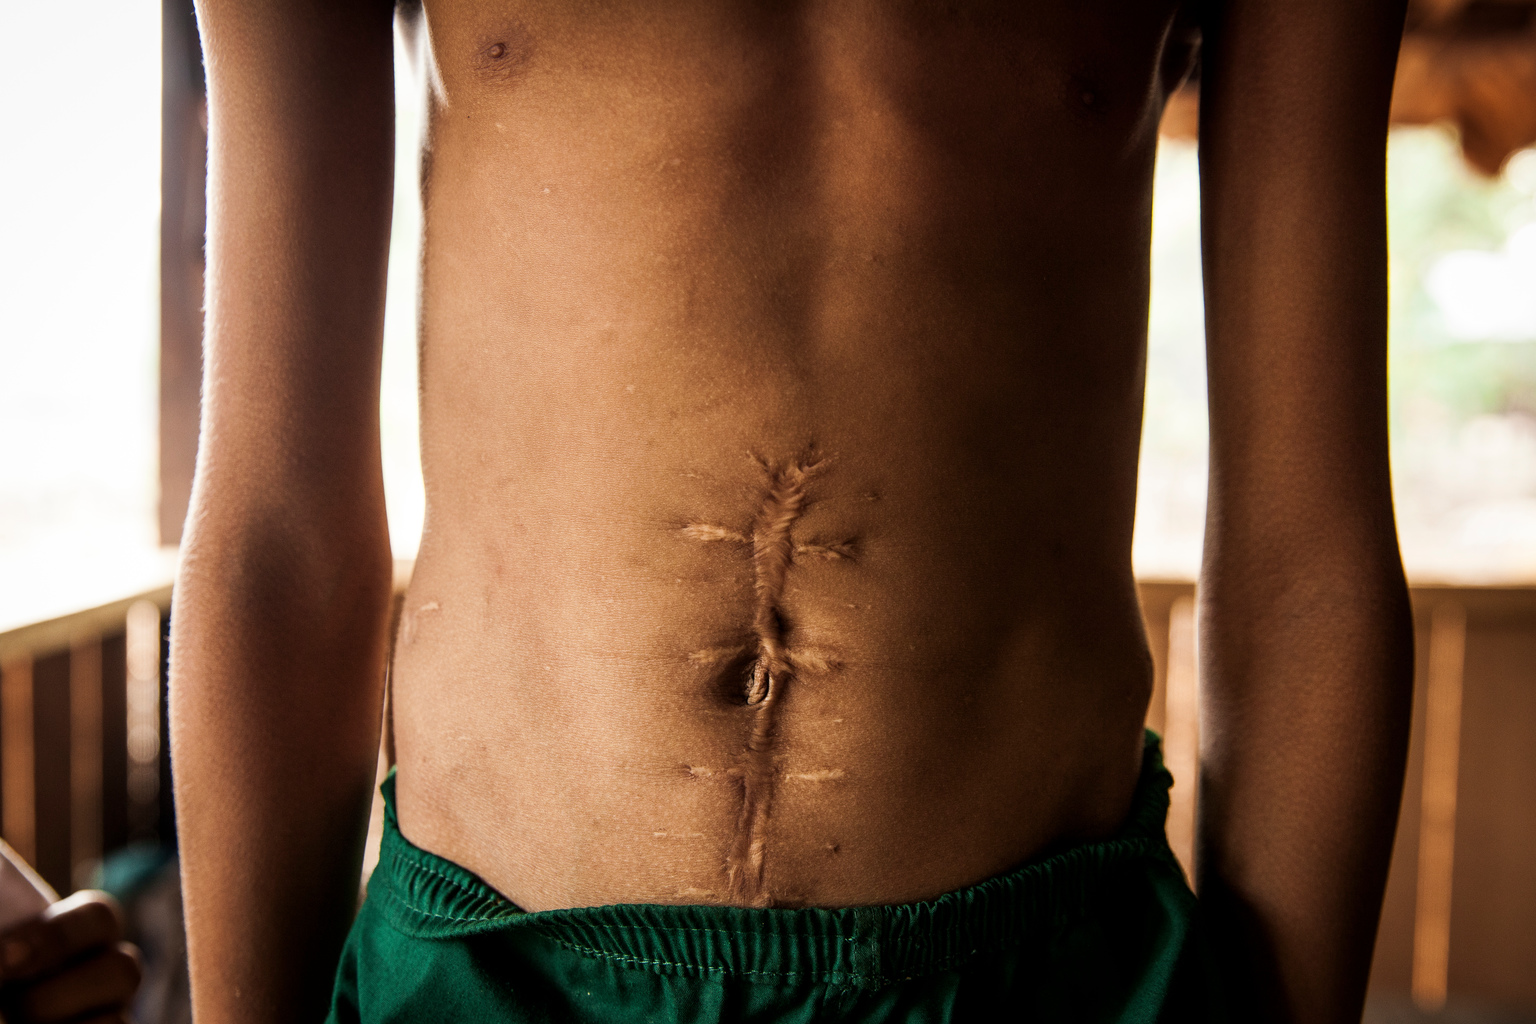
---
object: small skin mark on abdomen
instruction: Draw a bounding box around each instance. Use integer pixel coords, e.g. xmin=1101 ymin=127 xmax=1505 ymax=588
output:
xmin=399 ymin=601 xmax=442 ymax=646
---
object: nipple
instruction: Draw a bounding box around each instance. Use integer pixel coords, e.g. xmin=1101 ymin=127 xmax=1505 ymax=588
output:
xmin=1068 ymin=72 xmax=1107 ymax=117
xmin=471 ymin=25 xmax=534 ymax=84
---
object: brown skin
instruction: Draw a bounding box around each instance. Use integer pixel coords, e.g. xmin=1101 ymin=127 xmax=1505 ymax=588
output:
xmin=1198 ymin=1 xmax=1414 ymax=1018
xmin=0 ymin=891 xmax=142 ymax=1024
xmin=171 ymin=1 xmax=1411 ymax=1022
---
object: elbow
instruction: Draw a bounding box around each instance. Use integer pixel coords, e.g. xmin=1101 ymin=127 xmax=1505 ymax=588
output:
xmin=175 ymin=497 xmax=394 ymax=660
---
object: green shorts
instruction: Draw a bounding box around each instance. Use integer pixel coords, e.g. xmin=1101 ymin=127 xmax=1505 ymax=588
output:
xmin=328 ymin=733 xmax=1225 ymax=1023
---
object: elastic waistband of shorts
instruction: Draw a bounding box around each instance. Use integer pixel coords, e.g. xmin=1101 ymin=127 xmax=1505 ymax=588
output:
xmin=366 ymin=731 xmax=1182 ymax=986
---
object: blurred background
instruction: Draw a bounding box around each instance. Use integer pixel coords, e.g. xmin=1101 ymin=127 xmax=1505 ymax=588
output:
xmin=1 ymin=1 xmax=1533 ymax=1021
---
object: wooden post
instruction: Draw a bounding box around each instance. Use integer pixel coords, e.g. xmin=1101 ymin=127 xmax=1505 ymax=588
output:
xmin=70 ymin=639 xmax=103 ymax=889
xmin=0 ymin=657 xmax=35 ymax=868
xmin=32 ymin=653 xmax=73 ymax=893
xmin=1412 ymin=602 xmax=1468 ymax=1011
xmin=99 ymin=633 xmax=129 ymax=857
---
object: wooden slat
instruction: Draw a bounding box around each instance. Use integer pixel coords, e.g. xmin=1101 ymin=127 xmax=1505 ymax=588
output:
xmin=1412 ymin=603 xmax=1468 ymax=1011
xmin=1446 ymin=617 xmax=1536 ymax=1008
xmin=1367 ymin=611 xmax=1432 ymax=994
xmin=99 ymin=632 xmax=129 ymax=857
xmin=33 ymin=652 xmax=72 ymax=893
xmin=1409 ymin=584 xmax=1536 ymax=624
xmin=0 ymin=657 xmax=34 ymax=867
xmin=70 ymin=638 xmax=103 ymax=888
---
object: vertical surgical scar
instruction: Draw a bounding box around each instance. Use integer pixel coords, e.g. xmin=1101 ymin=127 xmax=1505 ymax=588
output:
xmin=679 ymin=455 xmax=860 ymax=904
xmin=679 ymin=458 xmax=852 ymax=706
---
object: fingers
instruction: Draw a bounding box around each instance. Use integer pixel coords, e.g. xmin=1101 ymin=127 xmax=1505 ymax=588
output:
xmin=0 ymin=891 xmax=124 ymax=983
xmin=8 ymin=942 xmax=141 ymax=1023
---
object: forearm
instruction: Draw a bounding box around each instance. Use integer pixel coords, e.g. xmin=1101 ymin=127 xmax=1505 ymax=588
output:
xmin=1196 ymin=0 xmax=1412 ymax=1017
xmin=172 ymin=500 xmax=392 ymax=1022
xmin=1199 ymin=529 xmax=1412 ymax=1022
xmin=173 ymin=1 xmax=397 ymax=1018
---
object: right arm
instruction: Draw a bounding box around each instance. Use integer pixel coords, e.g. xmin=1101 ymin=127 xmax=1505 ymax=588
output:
xmin=169 ymin=2 xmax=397 ymax=1020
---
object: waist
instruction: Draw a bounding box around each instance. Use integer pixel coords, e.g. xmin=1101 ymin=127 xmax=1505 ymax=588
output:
xmin=389 ymin=566 xmax=1151 ymax=910
xmin=371 ymin=731 xmax=1183 ymax=957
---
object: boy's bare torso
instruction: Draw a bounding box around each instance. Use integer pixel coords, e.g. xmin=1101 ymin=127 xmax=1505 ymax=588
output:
xmin=390 ymin=0 xmax=1197 ymax=912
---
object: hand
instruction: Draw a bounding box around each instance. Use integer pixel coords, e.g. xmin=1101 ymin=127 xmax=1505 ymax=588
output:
xmin=0 ymin=891 xmax=142 ymax=1024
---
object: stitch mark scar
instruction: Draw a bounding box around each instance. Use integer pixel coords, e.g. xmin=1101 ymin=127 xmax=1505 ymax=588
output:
xmin=784 ymin=768 xmax=846 ymax=783
xmin=745 ymin=459 xmax=825 ymax=705
xmin=681 ymin=523 xmax=749 ymax=544
xmin=793 ymin=540 xmax=857 ymax=561
xmin=785 ymin=648 xmax=840 ymax=675
xmin=687 ymin=645 xmax=751 ymax=667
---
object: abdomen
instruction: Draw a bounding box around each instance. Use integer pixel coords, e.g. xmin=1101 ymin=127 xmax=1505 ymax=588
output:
xmin=390 ymin=0 xmax=1170 ymax=910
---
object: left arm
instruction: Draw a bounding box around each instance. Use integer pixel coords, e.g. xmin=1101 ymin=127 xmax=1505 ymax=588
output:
xmin=1196 ymin=1 xmax=1415 ymax=1020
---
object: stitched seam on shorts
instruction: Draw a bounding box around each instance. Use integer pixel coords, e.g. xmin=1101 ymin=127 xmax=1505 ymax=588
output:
xmin=391 ymin=897 xmax=496 ymax=924
xmin=390 ymin=853 xmax=519 ymax=920
xmin=521 ymin=843 xmax=1156 ymax=982
xmin=548 ymin=939 xmax=867 ymax=982
xmin=548 ymin=936 xmax=993 ymax=985
xmin=393 ymin=850 xmax=497 ymax=899
xmin=400 ymin=902 xmax=519 ymax=926
xmin=390 ymin=859 xmax=522 ymax=927
xmin=542 ymin=921 xmax=844 ymax=940
xmin=542 ymin=925 xmax=994 ymax=975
